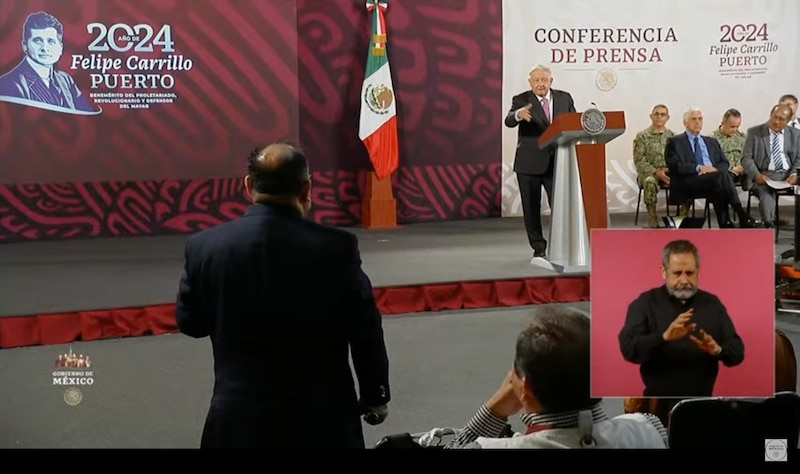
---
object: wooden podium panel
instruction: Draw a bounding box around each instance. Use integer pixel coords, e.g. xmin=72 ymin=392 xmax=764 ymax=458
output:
xmin=576 ymin=144 xmax=609 ymax=232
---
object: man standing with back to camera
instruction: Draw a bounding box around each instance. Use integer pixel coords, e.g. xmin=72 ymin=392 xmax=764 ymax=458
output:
xmin=505 ymin=65 xmax=576 ymax=260
xmin=618 ymin=239 xmax=745 ymax=397
xmin=175 ymin=141 xmax=391 ymax=449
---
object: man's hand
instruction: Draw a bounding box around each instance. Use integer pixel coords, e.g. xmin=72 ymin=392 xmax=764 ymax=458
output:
xmin=730 ymin=165 xmax=744 ymax=175
xmin=655 ymin=169 xmax=670 ymax=185
xmin=789 ymin=175 xmax=798 ymax=186
xmin=755 ymin=173 xmax=767 ymax=185
xmin=517 ymin=104 xmax=533 ymax=122
xmin=486 ymin=369 xmax=523 ymax=420
xmin=662 ymin=309 xmax=697 ymax=342
xmin=699 ymin=166 xmax=718 ymax=175
xmin=362 ymin=404 xmax=389 ymax=426
xmin=689 ymin=329 xmax=722 ymax=356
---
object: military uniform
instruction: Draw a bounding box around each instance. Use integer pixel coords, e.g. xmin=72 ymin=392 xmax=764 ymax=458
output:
xmin=633 ymin=126 xmax=685 ymax=227
xmin=712 ymin=129 xmax=746 ymax=187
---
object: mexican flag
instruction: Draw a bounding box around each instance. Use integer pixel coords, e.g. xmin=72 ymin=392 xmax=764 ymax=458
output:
xmin=358 ymin=0 xmax=399 ymax=181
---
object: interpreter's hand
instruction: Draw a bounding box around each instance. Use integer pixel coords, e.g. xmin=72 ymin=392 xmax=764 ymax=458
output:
xmin=517 ymin=104 xmax=533 ymax=122
xmin=655 ymin=169 xmax=670 ymax=185
xmin=486 ymin=369 xmax=523 ymax=420
xmin=689 ymin=329 xmax=722 ymax=356
xmin=662 ymin=309 xmax=697 ymax=342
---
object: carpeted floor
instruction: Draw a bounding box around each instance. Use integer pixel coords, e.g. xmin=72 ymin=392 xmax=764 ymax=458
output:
xmin=0 ymin=303 xmax=798 ymax=449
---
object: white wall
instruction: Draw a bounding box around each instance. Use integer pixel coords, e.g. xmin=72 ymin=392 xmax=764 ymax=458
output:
xmin=501 ymin=0 xmax=800 ymax=216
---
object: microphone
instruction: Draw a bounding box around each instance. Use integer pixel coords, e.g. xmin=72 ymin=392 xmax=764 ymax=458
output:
xmin=590 ymin=102 xmax=597 ymax=109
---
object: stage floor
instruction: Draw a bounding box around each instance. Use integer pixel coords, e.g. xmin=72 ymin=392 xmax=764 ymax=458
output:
xmin=0 ymin=211 xmax=795 ymax=318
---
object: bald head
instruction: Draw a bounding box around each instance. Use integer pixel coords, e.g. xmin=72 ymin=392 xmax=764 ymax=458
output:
xmin=245 ymin=141 xmax=312 ymax=212
xmin=768 ymin=104 xmax=794 ymax=132
xmin=247 ymin=141 xmax=310 ymax=195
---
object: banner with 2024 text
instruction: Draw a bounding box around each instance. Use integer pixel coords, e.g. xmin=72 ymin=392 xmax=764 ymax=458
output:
xmin=501 ymin=0 xmax=799 ymax=217
xmin=0 ymin=0 xmax=299 ymax=184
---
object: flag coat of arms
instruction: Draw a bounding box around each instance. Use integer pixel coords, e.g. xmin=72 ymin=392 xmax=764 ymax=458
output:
xmin=358 ymin=0 xmax=399 ymax=180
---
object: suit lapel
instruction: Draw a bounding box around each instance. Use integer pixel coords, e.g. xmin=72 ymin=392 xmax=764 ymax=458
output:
xmin=679 ymin=133 xmax=692 ymax=158
xmin=761 ymin=125 xmax=772 ymax=168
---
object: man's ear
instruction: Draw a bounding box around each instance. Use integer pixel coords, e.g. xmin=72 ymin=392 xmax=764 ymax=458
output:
xmin=243 ymin=174 xmax=252 ymax=196
xmin=300 ymin=179 xmax=312 ymax=203
xmin=521 ymin=376 xmax=537 ymax=405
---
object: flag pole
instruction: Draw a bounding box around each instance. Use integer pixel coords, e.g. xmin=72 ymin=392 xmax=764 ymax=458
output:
xmin=359 ymin=0 xmax=398 ymax=229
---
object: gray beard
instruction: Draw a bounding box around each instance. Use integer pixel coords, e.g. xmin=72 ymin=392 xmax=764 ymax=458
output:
xmin=668 ymin=286 xmax=697 ymax=300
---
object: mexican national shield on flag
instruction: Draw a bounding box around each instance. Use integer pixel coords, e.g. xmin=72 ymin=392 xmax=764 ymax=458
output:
xmin=358 ymin=0 xmax=399 ymax=180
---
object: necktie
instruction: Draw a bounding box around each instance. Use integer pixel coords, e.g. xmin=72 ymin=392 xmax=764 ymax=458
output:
xmin=772 ymin=133 xmax=784 ymax=171
xmin=541 ymin=98 xmax=551 ymax=123
xmin=693 ymin=137 xmax=704 ymax=166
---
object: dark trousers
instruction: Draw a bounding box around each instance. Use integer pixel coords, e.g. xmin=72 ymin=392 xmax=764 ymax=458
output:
xmin=677 ymin=171 xmax=743 ymax=223
xmin=517 ymin=172 xmax=554 ymax=252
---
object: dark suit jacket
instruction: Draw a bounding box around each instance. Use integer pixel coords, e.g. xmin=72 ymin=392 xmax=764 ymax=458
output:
xmin=665 ymin=133 xmax=729 ymax=203
xmin=0 ymin=59 xmax=93 ymax=112
xmin=504 ymin=89 xmax=576 ymax=175
xmin=741 ymin=123 xmax=800 ymax=189
xmin=176 ymin=203 xmax=390 ymax=449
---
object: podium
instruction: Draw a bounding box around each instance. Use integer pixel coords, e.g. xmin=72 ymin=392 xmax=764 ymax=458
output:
xmin=531 ymin=110 xmax=626 ymax=274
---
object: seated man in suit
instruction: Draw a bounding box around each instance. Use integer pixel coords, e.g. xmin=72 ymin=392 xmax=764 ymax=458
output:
xmin=740 ymin=104 xmax=800 ymax=228
xmin=665 ymin=107 xmax=755 ymax=228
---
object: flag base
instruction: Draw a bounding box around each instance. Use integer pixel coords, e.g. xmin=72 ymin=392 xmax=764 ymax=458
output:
xmin=361 ymin=171 xmax=397 ymax=229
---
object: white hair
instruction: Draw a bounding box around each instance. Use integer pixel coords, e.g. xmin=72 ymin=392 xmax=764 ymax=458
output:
xmin=529 ymin=64 xmax=552 ymax=77
xmin=683 ymin=106 xmax=703 ymax=121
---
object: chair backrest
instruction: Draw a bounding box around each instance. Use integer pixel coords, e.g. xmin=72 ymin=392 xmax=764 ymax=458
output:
xmin=668 ymin=392 xmax=800 ymax=449
xmin=775 ymin=329 xmax=798 ymax=392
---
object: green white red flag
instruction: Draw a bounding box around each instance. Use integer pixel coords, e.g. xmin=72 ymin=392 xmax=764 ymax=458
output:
xmin=358 ymin=0 xmax=399 ymax=180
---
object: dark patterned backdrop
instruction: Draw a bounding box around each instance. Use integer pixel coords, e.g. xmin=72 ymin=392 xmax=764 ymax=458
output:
xmin=0 ymin=0 xmax=502 ymax=242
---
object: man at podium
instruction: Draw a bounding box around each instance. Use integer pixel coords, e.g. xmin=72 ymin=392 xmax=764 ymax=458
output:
xmin=505 ymin=65 xmax=576 ymax=259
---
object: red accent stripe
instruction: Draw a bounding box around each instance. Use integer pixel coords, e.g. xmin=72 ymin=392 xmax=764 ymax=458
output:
xmin=362 ymin=115 xmax=399 ymax=180
xmin=525 ymin=424 xmax=554 ymax=435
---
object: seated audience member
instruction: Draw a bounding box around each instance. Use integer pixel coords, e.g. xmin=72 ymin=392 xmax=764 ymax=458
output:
xmin=665 ymin=107 xmax=755 ymax=228
xmin=740 ymin=104 xmax=800 ymax=228
xmin=444 ymin=306 xmax=668 ymax=449
xmin=633 ymin=104 xmax=684 ymax=227
xmin=711 ymin=109 xmax=746 ymax=186
xmin=624 ymin=328 xmax=798 ymax=427
xmin=779 ymin=94 xmax=798 ymax=129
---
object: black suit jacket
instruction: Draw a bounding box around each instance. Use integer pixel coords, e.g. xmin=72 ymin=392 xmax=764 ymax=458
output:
xmin=504 ymin=89 xmax=576 ymax=175
xmin=176 ymin=203 xmax=390 ymax=448
xmin=665 ymin=133 xmax=729 ymax=203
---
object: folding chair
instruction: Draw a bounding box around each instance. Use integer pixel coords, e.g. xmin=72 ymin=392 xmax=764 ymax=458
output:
xmin=746 ymin=187 xmax=793 ymax=243
xmin=667 ymin=391 xmax=800 ymax=449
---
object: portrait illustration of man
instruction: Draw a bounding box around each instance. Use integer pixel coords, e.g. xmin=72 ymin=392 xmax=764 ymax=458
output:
xmin=0 ymin=11 xmax=96 ymax=114
xmin=617 ymin=239 xmax=745 ymax=397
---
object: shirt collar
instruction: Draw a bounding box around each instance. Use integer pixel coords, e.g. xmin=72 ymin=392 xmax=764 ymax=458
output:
xmin=521 ymin=402 xmax=607 ymax=430
xmin=534 ymin=90 xmax=552 ymax=104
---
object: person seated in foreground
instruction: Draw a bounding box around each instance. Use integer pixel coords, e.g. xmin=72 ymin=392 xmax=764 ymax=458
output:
xmin=444 ymin=306 xmax=668 ymax=449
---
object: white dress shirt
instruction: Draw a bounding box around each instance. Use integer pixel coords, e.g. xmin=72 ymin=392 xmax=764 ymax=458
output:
xmin=515 ymin=91 xmax=553 ymax=122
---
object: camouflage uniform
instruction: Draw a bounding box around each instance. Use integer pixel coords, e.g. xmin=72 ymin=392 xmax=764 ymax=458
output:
xmin=712 ymin=129 xmax=746 ymax=187
xmin=633 ymin=126 xmax=682 ymax=227
xmin=711 ymin=129 xmax=745 ymax=168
